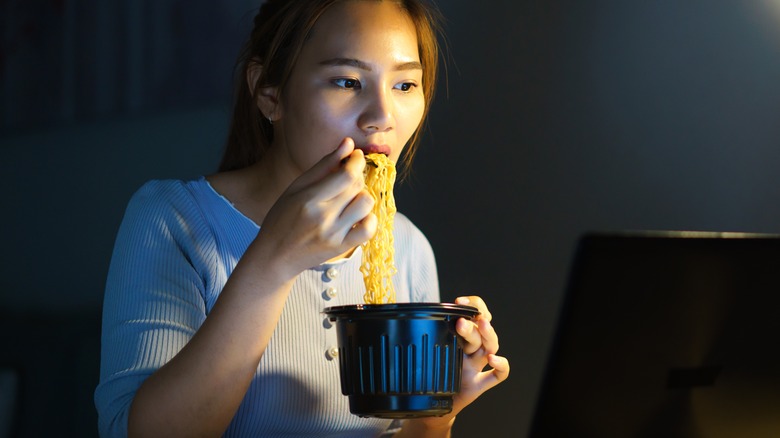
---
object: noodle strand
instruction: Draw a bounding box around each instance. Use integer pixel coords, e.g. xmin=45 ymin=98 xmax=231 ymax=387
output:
xmin=360 ymin=153 xmax=397 ymax=304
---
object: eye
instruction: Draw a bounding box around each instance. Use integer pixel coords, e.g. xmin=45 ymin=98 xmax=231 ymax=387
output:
xmin=394 ymin=82 xmax=417 ymax=92
xmin=333 ymin=78 xmax=361 ymax=90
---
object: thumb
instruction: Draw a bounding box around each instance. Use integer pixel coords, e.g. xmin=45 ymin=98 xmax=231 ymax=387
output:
xmin=288 ymin=137 xmax=356 ymax=192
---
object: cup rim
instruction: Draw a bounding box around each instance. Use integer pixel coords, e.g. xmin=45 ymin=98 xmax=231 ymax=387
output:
xmin=323 ymin=302 xmax=480 ymax=319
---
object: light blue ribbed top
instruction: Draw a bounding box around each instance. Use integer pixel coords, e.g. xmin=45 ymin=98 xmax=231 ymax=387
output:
xmin=94 ymin=177 xmax=439 ymax=437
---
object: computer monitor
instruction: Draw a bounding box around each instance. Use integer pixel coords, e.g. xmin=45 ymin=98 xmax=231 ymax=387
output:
xmin=529 ymin=231 xmax=780 ymax=438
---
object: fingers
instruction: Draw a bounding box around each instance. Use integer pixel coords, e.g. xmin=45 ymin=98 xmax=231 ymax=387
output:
xmin=284 ymin=137 xmax=376 ymax=243
xmin=342 ymin=210 xmax=378 ymax=249
xmin=338 ymin=190 xmax=374 ymax=226
xmin=457 ymin=316 xmax=499 ymax=357
xmin=299 ymin=138 xmax=367 ymax=202
xmin=265 ymin=137 xmax=381 ymax=265
xmin=488 ymin=354 xmax=511 ymax=383
xmin=455 ymin=296 xmax=492 ymax=322
xmin=476 ymin=318 xmax=499 ymax=355
xmin=288 ymin=138 xmax=356 ymax=193
xmin=324 ymin=147 xmax=377 ymax=243
xmin=472 ymin=354 xmax=510 ymax=391
xmin=301 ymin=139 xmax=374 ymax=226
xmin=455 ymin=295 xmax=498 ymax=358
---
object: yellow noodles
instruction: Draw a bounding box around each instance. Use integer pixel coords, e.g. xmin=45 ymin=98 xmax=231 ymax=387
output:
xmin=360 ymin=153 xmax=397 ymax=304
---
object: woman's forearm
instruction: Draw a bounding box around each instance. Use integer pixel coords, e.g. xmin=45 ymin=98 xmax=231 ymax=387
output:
xmin=127 ymin=239 xmax=298 ymax=437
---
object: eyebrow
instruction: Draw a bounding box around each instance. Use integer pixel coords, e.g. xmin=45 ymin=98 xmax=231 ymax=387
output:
xmin=318 ymin=58 xmax=422 ymax=72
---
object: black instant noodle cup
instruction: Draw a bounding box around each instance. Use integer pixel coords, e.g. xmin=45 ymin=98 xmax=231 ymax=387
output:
xmin=323 ymin=303 xmax=480 ymax=418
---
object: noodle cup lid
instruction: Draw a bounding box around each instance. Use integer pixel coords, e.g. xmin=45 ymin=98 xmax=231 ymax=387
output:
xmin=323 ymin=302 xmax=479 ymax=320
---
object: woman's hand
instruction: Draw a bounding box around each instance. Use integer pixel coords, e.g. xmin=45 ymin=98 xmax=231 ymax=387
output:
xmin=255 ymin=137 xmax=377 ymax=277
xmin=451 ymin=295 xmax=510 ymax=412
xmin=399 ymin=296 xmax=510 ymax=436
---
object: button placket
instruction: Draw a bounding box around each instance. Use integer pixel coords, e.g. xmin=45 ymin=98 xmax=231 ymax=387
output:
xmin=322 ymin=265 xmax=340 ymax=302
xmin=322 ymin=265 xmax=339 ymax=335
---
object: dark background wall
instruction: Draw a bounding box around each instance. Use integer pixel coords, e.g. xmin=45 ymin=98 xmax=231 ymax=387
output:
xmin=2 ymin=1 xmax=779 ymax=436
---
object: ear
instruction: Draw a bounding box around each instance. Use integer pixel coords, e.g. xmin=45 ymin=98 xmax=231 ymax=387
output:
xmin=247 ymin=60 xmax=281 ymax=122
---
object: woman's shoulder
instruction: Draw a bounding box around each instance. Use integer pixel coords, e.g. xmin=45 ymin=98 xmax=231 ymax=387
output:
xmin=127 ymin=177 xmax=214 ymax=207
xmin=122 ymin=178 xmax=212 ymax=223
xmin=131 ymin=178 xmax=202 ymax=199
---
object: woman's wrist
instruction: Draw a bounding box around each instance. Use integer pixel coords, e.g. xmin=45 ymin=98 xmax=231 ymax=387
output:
xmin=242 ymin=232 xmax=303 ymax=285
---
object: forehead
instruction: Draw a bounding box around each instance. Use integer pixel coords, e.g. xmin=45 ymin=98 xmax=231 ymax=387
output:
xmin=304 ymin=1 xmax=420 ymax=61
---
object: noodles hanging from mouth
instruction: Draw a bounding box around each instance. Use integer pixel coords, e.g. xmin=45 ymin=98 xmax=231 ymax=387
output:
xmin=360 ymin=153 xmax=397 ymax=304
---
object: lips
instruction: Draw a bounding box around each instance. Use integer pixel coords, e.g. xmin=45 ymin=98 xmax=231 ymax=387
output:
xmin=358 ymin=144 xmax=391 ymax=156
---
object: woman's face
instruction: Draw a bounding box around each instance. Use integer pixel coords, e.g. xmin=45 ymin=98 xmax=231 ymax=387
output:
xmin=270 ymin=0 xmax=425 ymax=173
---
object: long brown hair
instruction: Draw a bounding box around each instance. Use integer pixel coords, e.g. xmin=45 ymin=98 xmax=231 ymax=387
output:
xmin=219 ymin=0 xmax=444 ymax=177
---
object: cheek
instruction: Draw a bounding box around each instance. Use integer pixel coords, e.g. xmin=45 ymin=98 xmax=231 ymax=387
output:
xmin=303 ymin=107 xmax=354 ymax=152
xmin=300 ymin=94 xmax=353 ymax=131
xmin=388 ymin=101 xmax=424 ymax=164
xmin=397 ymin=96 xmax=426 ymax=140
xmin=289 ymin=95 xmax=351 ymax=143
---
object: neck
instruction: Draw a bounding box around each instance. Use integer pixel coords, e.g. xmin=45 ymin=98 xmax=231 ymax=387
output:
xmin=207 ymin=151 xmax=296 ymax=227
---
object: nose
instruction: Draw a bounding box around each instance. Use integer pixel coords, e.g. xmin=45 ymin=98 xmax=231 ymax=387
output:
xmin=358 ymin=87 xmax=393 ymax=133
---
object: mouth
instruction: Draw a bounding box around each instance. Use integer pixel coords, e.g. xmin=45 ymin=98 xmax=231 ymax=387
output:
xmin=357 ymin=144 xmax=391 ymax=156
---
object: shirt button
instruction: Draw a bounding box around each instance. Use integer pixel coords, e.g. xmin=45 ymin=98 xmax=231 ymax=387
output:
xmin=327 ymin=346 xmax=340 ymax=360
xmin=326 ymin=267 xmax=339 ymax=280
xmin=326 ymin=287 xmax=338 ymax=299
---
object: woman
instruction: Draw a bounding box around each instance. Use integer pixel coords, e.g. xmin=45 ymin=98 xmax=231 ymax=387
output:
xmin=95 ymin=1 xmax=509 ymax=436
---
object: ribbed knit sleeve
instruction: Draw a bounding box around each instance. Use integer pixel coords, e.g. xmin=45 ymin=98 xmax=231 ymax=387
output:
xmin=95 ymin=180 xmax=219 ymax=437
